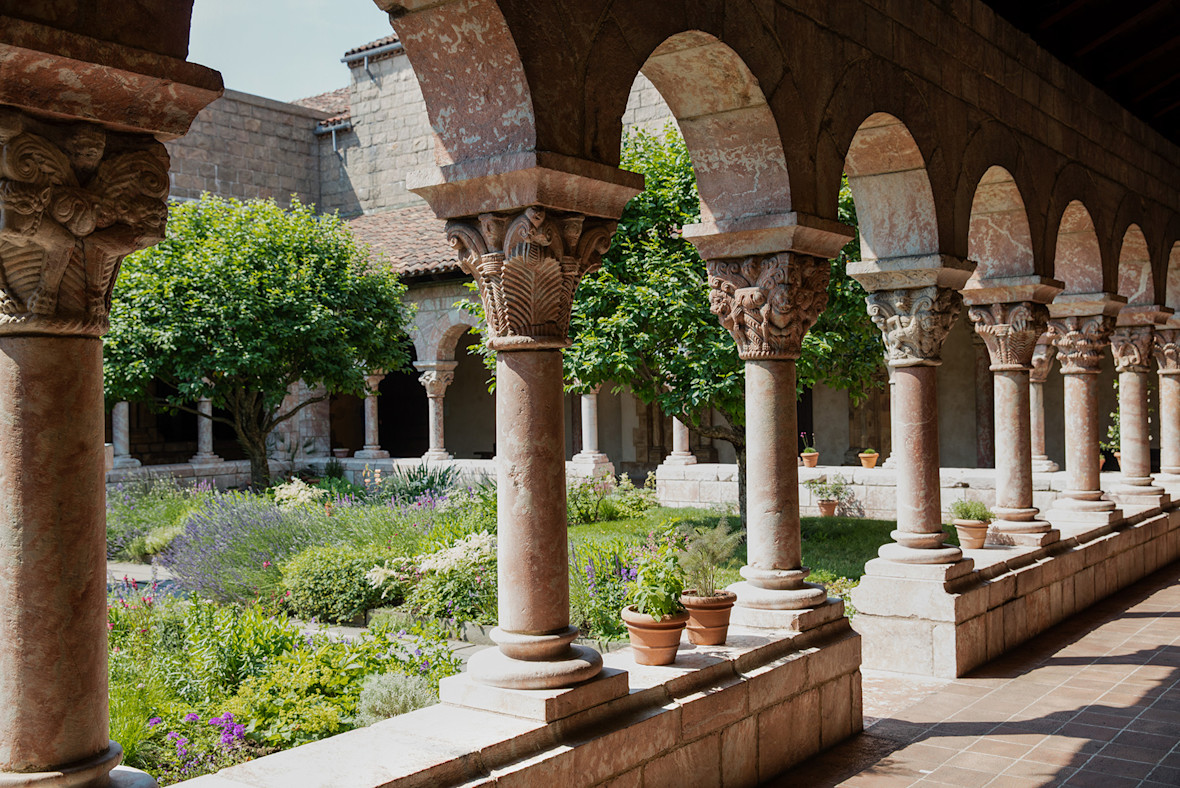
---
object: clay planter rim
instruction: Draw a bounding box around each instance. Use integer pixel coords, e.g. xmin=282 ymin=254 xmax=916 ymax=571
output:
xmin=621 ymin=605 xmax=689 ymax=627
xmin=621 ymin=605 xmax=689 ymax=665
xmin=679 ymin=589 xmax=737 ymax=607
xmin=858 ymin=452 xmax=879 ymax=468
xmin=817 ymin=499 xmax=839 ymax=517
xmin=801 ymin=451 xmax=820 ymax=467
xmin=951 ymin=518 xmax=989 ymax=549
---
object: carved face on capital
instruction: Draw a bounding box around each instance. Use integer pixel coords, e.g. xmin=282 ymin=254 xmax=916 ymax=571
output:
xmin=0 ymin=181 xmax=50 ymax=242
xmin=65 ymin=126 xmax=107 ymax=174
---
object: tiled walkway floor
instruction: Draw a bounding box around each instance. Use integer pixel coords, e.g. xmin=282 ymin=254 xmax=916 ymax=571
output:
xmin=775 ymin=563 xmax=1180 ymax=787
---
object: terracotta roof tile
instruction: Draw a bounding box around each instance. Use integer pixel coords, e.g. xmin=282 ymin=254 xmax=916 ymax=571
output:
xmin=349 ymin=204 xmax=461 ymax=278
xmin=343 ymin=34 xmax=400 ymax=58
xmin=292 ymin=86 xmax=350 ymax=118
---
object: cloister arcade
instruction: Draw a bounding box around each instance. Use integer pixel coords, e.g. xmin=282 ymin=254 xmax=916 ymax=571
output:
xmin=1 ymin=0 xmax=1179 ymax=786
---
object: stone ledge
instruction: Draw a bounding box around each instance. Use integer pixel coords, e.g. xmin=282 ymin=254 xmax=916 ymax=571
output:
xmin=174 ymin=623 xmax=861 ymax=788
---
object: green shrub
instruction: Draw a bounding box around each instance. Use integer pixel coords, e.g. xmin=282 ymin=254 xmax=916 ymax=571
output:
xmin=409 ymin=532 xmax=497 ymax=624
xmin=354 ymin=673 xmax=438 ymax=727
xmin=324 ymin=457 xmax=345 ymax=479
xmin=317 ymin=475 xmax=367 ymax=500
xmin=628 ymin=535 xmax=685 ymax=621
xmin=107 ymin=478 xmax=210 ymax=561
xmin=569 ymin=541 xmax=635 ymax=640
xmin=947 ymin=499 xmax=993 ymax=522
xmin=281 ymin=545 xmax=390 ymax=624
xmin=377 ymin=462 xmax=460 ymax=503
xmin=364 ymin=556 xmax=420 ymax=606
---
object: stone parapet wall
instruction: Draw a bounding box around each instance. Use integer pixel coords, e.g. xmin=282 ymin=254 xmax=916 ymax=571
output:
xmin=657 ymin=462 xmax=1102 ymax=519
xmin=175 ymin=619 xmax=861 ymax=788
xmin=105 ymin=459 xmax=291 ymax=491
xmin=854 ymin=508 xmax=1180 ymax=678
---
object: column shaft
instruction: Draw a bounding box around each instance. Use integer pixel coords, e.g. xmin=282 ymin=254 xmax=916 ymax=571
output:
xmin=427 ymin=396 xmax=446 ymax=456
xmin=1161 ymin=374 xmax=1180 ymax=475
xmin=1119 ymin=370 xmax=1151 ymax=482
xmin=0 ymin=338 xmax=119 ymax=779
xmin=892 ymin=366 xmax=945 ymax=541
xmin=660 ymin=416 xmax=696 ymax=465
xmin=354 ymin=373 xmax=389 ymax=460
xmin=1060 ymin=374 xmax=1107 ymax=505
xmin=580 ymin=392 xmax=599 ymax=454
xmin=111 ymin=401 xmax=139 ymax=469
xmin=1030 ymin=381 xmax=1049 ymax=463
xmin=191 ymin=397 xmax=220 ymax=463
xmin=994 ymin=370 xmax=1032 ymax=510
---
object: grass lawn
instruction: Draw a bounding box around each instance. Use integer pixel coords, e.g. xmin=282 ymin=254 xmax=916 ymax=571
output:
xmin=568 ymin=506 xmax=897 ymax=610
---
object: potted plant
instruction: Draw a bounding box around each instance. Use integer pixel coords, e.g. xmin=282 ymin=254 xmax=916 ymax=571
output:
xmin=804 ymin=474 xmax=852 ymax=517
xmin=678 ymin=520 xmax=741 ymax=645
xmin=858 ymin=447 xmax=879 ymax=469
xmin=948 ymin=499 xmax=992 ymax=549
xmin=800 ymin=431 xmax=819 ymax=467
xmin=622 ymin=540 xmax=688 ymax=665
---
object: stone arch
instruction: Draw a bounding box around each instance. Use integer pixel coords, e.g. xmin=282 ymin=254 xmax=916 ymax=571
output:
xmin=1167 ymin=240 xmax=1180 ymax=313
xmin=411 ymin=309 xmax=480 ymax=363
xmin=966 ymin=165 xmax=1037 ymax=281
xmin=387 ymin=0 xmax=536 ymax=165
xmin=634 ymin=30 xmax=793 ymax=226
xmin=841 ymin=112 xmax=940 ymax=262
xmin=1045 ymin=164 xmax=1116 ymax=294
xmin=816 ymin=56 xmax=955 ymax=250
xmin=1116 ymin=224 xmax=1155 ymax=307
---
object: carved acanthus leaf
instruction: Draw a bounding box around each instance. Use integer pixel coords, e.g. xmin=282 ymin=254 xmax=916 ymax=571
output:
xmin=1030 ymin=333 xmax=1057 ymax=383
xmin=0 ymin=111 xmax=169 ymax=337
xmin=1153 ymin=329 xmax=1180 ymax=375
xmin=1110 ymin=326 xmax=1154 ymax=374
xmin=967 ymin=302 xmax=1048 ymax=370
xmin=419 ymin=369 xmax=455 ymax=397
xmin=866 ymin=285 xmax=962 ymax=367
xmin=1047 ymin=315 xmax=1113 ymax=374
xmin=706 ymin=253 xmax=829 ymax=360
xmin=445 ymin=206 xmax=616 ymax=350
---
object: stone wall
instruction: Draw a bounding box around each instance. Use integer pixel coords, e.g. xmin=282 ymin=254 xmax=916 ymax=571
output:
xmin=164 ymin=89 xmax=323 ymax=205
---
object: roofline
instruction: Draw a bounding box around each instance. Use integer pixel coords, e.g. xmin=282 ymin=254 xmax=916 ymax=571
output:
xmin=341 ymin=41 xmax=404 ymax=65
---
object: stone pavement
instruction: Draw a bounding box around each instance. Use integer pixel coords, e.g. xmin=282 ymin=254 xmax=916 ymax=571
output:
xmin=774 ymin=563 xmax=1180 ymax=787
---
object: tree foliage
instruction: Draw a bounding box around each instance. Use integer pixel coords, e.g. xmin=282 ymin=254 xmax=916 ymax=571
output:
xmin=105 ymin=195 xmax=414 ymax=488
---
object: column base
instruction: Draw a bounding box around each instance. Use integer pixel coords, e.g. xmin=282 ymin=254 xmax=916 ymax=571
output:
xmin=422 ymin=449 xmax=453 ymax=462
xmin=568 ymin=452 xmax=614 ymax=479
xmin=987 ymin=528 xmax=1060 ymax=547
xmin=353 ymin=449 xmax=390 ymax=459
xmin=1031 ymin=456 xmax=1059 ymax=473
xmin=188 ymin=452 xmax=221 ymax=465
xmin=467 ymin=626 xmax=603 ymax=690
xmin=728 ymin=579 xmax=827 ymax=611
xmin=1154 ymin=473 xmax=1180 ymax=496
xmin=1108 ymin=487 xmax=1170 ymax=509
xmin=440 ymin=666 xmax=628 ymax=723
xmin=988 ymin=508 xmax=1059 ymax=546
xmin=111 ymin=456 xmax=141 ymax=470
xmin=1 ymin=741 xmax=124 ymax=788
xmin=729 ymin=595 xmax=844 ymax=630
xmin=111 ymin=765 xmax=159 ymax=788
xmin=659 ymin=451 xmax=697 ymax=466
xmin=1044 ymin=493 xmax=1122 ymax=525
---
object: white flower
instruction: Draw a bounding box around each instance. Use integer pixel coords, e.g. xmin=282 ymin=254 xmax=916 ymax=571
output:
xmin=418 ymin=531 xmax=496 ymax=572
xmin=273 ymin=478 xmax=327 ymax=508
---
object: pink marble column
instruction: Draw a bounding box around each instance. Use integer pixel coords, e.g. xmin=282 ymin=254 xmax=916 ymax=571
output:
xmin=968 ymin=303 xmax=1056 ymax=546
xmin=570 ymin=383 xmax=613 ymax=475
xmin=447 ymin=206 xmax=619 ymax=689
xmin=0 ymin=115 xmax=172 ymax=786
xmin=415 ymin=361 xmax=457 ymax=461
xmin=1029 ymin=337 xmax=1060 ymax=473
xmin=1154 ymin=329 xmax=1180 ymax=485
xmin=707 ymin=253 xmax=831 ymax=612
xmin=866 ymin=286 xmax=964 ymax=564
xmin=1045 ymin=315 xmax=1121 ymax=524
xmin=353 ymin=372 xmax=390 ymax=460
xmin=662 ymin=417 xmax=697 ymax=465
xmin=1111 ymin=327 xmax=1168 ymax=506
xmin=190 ymin=397 xmax=220 ymax=463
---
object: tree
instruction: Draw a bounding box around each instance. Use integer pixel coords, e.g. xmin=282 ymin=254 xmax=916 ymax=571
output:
xmin=564 ymin=127 xmax=884 ymax=518
xmin=104 ymin=195 xmax=414 ymax=488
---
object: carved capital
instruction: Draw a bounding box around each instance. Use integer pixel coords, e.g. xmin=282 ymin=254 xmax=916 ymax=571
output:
xmin=1029 ymin=334 xmax=1057 ymax=384
xmin=967 ymin=301 xmax=1048 ymax=371
xmin=865 ymin=285 xmax=962 ymax=367
xmin=364 ymin=373 xmax=386 ymax=393
xmin=1154 ymin=329 xmax=1180 ymax=375
xmin=1110 ymin=326 xmax=1154 ymax=374
xmin=446 ymin=206 xmax=615 ymax=351
xmin=1047 ymin=315 xmax=1113 ymax=374
xmin=419 ymin=369 xmax=455 ymax=398
xmin=0 ymin=110 xmax=169 ymax=338
xmin=706 ymin=253 xmax=829 ymax=361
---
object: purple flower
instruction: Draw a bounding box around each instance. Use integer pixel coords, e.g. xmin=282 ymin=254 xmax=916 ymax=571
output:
xmin=184 ymin=712 xmax=200 ymax=722
xmin=147 ymin=717 xmax=162 ymax=727
xmin=208 ymin=716 xmax=222 ymax=725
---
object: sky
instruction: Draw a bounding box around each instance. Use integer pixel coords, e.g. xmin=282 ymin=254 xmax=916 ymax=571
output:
xmin=188 ymin=0 xmax=392 ymax=103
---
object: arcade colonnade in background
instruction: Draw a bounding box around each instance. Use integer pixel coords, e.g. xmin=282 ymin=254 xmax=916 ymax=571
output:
xmin=2 ymin=1 xmax=1180 ymax=786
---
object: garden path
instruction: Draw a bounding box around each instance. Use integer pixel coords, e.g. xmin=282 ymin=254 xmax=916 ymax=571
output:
xmin=774 ymin=562 xmax=1180 ymax=787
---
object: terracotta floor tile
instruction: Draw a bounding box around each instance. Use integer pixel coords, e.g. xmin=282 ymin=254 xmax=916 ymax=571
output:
xmin=1078 ymin=754 xmax=1155 ymax=779
xmin=944 ymin=750 xmax=1018 ymax=773
xmin=923 ymin=764 xmax=994 ymax=788
xmin=966 ymin=737 xmax=1036 ymax=759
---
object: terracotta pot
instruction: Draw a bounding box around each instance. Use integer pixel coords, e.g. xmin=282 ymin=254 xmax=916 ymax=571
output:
xmin=953 ymin=518 xmax=989 ymax=549
xmin=1100 ymin=454 xmax=1107 ymax=470
xmin=680 ymin=590 xmax=737 ymax=645
xmin=622 ymin=606 xmax=688 ymax=665
xmin=332 ymin=448 xmax=350 ymax=459
xmin=817 ymin=499 xmax=838 ymax=517
xmin=801 ymin=452 xmax=819 ymax=467
xmin=858 ymin=452 xmax=879 ymax=469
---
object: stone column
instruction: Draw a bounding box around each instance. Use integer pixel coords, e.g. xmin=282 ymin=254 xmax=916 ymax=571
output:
xmin=415 ymin=361 xmax=457 ymax=462
xmin=1044 ymin=315 xmax=1121 ymax=524
xmin=353 ymin=372 xmax=390 ymax=459
xmin=0 ymin=115 xmax=171 ymax=786
xmin=968 ymin=302 xmax=1057 ymax=546
xmin=570 ymin=383 xmax=614 ymax=476
xmin=1030 ymin=336 xmax=1060 ymax=473
xmin=446 ymin=206 xmax=621 ymax=690
xmin=973 ymin=334 xmax=995 ymax=469
xmin=882 ymin=366 xmax=898 ymax=468
xmin=1153 ymin=329 xmax=1180 ymax=489
xmin=190 ymin=397 xmax=220 ymax=464
xmin=110 ymin=400 xmax=141 ymax=469
xmin=706 ymin=252 xmax=832 ymax=617
xmin=662 ymin=417 xmax=697 ymax=465
xmin=1111 ymin=326 xmax=1168 ymax=507
xmin=865 ymin=286 xmax=965 ymax=563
